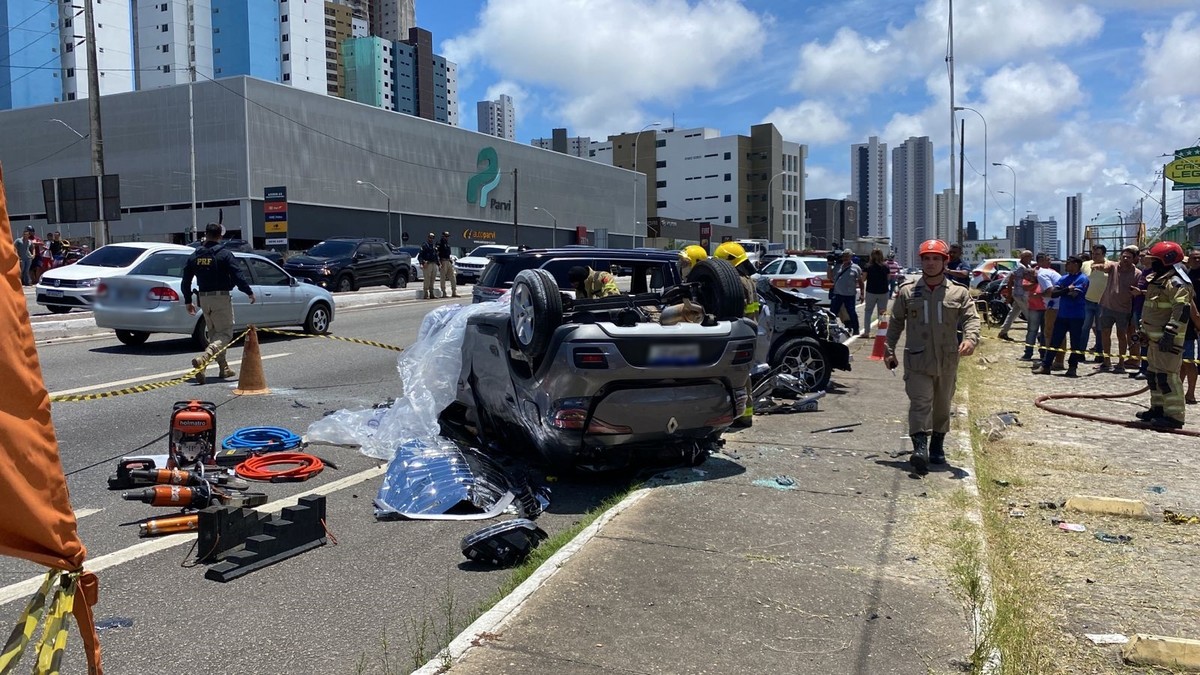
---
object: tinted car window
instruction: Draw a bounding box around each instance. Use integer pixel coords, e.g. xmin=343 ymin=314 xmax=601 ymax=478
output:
xmin=130 ymin=252 xmax=190 ymax=277
xmin=478 ymin=256 xmax=540 ymax=288
xmin=467 ymin=245 xmax=508 ymax=258
xmin=762 ymin=260 xmax=782 ymax=274
xmin=75 ymin=245 xmax=146 ymax=268
xmin=247 ymin=258 xmax=289 ymax=285
xmin=801 ymin=259 xmax=829 ymax=273
xmin=780 ymin=260 xmax=797 ymax=274
xmin=307 ymin=241 xmax=357 ymax=257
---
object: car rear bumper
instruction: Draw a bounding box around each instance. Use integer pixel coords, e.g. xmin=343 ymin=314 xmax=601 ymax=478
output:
xmin=94 ymin=304 xmax=192 ymax=333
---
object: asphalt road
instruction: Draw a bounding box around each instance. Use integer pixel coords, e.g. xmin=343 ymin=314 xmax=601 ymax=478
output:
xmin=5 ymin=296 xmax=625 ymax=674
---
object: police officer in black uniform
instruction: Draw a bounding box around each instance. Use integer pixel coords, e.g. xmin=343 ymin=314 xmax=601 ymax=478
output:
xmin=436 ymin=231 xmax=457 ymax=298
xmin=182 ymin=223 xmax=255 ymax=383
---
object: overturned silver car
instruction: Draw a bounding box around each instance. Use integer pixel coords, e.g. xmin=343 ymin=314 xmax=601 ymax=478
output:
xmin=440 ymin=256 xmax=757 ymax=471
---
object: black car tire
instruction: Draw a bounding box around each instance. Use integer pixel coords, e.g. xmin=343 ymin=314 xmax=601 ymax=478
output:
xmin=510 ymin=268 xmax=562 ymax=362
xmin=390 ymin=269 xmax=408 ymax=289
xmin=689 ymin=259 xmax=746 ymax=320
xmin=335 ymin=274 xmax=355 ymax=293
xmin=304 ymin=302 xmax=332 ymax=334
xmin=770 ymin=336 xmax=832 ymax=392
xmin=191 ymin=318 xmax=209 ymax=349
xmin=408 ymin=267 xmax=418 ymax=283
xmin=46 ymin=305 xmax=72 ymax=314
xmin=115 ymin=329 xmax=150 ymax=346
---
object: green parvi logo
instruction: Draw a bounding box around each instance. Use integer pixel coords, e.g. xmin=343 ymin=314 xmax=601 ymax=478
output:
xmin=466 ymin=147 xmax=501 ymax=207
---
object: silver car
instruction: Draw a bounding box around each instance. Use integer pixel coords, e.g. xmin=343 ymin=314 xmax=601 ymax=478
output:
xmin=754 ymin=256 xmax=832 ymax=305
xmin=93 ymin=250 xmax=335 ymax=347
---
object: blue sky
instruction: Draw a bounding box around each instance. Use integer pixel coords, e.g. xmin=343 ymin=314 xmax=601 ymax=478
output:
xmin=420 ymin=0 xmax=1199 ymax=243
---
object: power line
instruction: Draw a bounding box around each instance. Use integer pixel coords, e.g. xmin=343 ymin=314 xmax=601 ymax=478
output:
xmin=3 ymin=134 xmax=89 ymax=175
xmin=0 ymin=52 xmax=62 ymax=93
xmin=0 ymin=1 xmax=56 ymax=44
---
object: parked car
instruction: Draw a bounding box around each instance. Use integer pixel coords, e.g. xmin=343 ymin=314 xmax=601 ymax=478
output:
xmin=473 ymin=248 xmax=685 ymax=304
xmin=36 ymin=241 xmax=193 ymax=314
xmin=93 ymin=250 xmax=335 ymax=347
xmin=283 ymin=237 xmax=411 ymax=292
xmin=969 ymin=258 xmax=1020 ymax=290
xmin=440 ymin=257 xmax=755 ymax=471
xmin=754 ymin=256 xmax=833 ymax=305
xmin=187 ymin=239 xmax=285 ymax=265
xmin=454 ymin=244 xmax=520 ymax=285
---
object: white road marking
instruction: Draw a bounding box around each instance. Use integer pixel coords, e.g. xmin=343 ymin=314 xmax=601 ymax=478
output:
xmin=0 ymin=464 xmax=385 ymax=608
xmin=49 ymin=353 xmax=291 ymax=396
xmin=73 ymin=508 xmax=103 ymax=519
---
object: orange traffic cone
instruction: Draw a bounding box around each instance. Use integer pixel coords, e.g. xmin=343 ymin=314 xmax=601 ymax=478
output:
xmin=870 ymin=314 xmax=889 ymax=361
xmin=233 ymin=326 xmax=270 ymax=395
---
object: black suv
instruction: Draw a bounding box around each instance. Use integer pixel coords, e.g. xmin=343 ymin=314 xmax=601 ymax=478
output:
xmin=473 ymin=248 xmax=685 ymax=304
xmin=284 ymin=237 xmax=411 ymax=292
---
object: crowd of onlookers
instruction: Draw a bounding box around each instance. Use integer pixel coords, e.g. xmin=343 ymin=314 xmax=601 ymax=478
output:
xmin=996 ymin=244 xmax=1200 ymax=402
xmin=14 ymin=226 xmax=77 ymax=286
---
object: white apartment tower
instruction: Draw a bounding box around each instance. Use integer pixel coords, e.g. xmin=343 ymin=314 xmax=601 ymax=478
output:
xmin=851 ymin=136 xmax=888 ymax=239
xmin=134 ymin=0 xmax=214 ymax=89
xmin=60 ymin=0 xmax=136 ymax=101
xmin=892 ymin=136 xmax=935 ymax=268
xmin=477 ymin=94 xmax=515 ymax=140
xmin=934 ymin=188 xmax=959 ymax=243
xmin=1066 ymin=193 xmax=1083 ymax=257
xmin=279 ymin=0 xmax=327 ymax=95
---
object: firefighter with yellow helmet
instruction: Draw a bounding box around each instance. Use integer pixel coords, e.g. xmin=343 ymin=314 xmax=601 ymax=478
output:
xmin=1135 ymin=241 xmax=1194 ymax=429
xmin=678 ymin=244 xmax=709 ymax=278
xmin=713 ymin=241 xmax=760 ymax=427
xmin=884 ymin=239 xmax=980 ymax=474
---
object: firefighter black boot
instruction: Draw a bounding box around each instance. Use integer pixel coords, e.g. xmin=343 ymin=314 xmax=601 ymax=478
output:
xmin=910 ymin=433 xmax=930 ymax=475
xmin=1135 ymin=406 xmax=1164 ymax=421
xmin=929 ymin=432 xmax=947 ymax=465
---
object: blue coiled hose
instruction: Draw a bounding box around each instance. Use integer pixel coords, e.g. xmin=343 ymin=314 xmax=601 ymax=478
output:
xmin=221 ymin=426 xmax=302 ymax=453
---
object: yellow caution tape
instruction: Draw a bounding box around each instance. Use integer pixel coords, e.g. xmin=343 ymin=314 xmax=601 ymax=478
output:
xmin=1164 ymin=509 xmax=1200 ymax=525
xmin=979 ymin=333 xmax=1200 ymax=365
xmin=257 ymin=327 xmax=406 ymax=353
xmin=0 ymin=571 xmax=75 ymax=674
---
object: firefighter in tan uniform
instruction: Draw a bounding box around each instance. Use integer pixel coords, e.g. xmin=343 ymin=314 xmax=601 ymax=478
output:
xmin=567 ymin=265 xmax=620 ymax=299
xmin=884 ymin=239 xmax=981 ymax=473
xmin=714 ymin=242 xmax=761 ymax=428
xmin=1135 ymin=241 xmax=1194 ymax=429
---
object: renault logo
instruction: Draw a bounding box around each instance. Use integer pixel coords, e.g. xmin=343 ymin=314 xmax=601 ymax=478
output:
xmin=666 ymin=417 xmax=679 ymax=434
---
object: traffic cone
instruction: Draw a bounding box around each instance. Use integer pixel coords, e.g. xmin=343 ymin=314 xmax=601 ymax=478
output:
xmin=870 ymin=314 xmax=889 ymax=361
xmin=233 ymin=326 xmax=270 ymax=396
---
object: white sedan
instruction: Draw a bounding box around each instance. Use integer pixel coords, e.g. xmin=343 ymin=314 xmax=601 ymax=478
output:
xmin=36 ymin=241 xmax=193 ymax=314
xmin=93 ymin=250 xmax=335 ymax=347
xmin=454 ymin=244 xmax=520 ymax=284
xmin=754 ymin=256 xmax=833 ymax=305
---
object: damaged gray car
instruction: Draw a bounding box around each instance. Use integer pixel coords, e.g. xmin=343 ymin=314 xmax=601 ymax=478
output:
xmin=440 ymin=253 xmax=757 ymax=472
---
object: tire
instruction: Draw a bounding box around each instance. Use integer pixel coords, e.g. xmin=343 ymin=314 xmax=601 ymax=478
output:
xmin=115 ymin=329 xmax=150 ymax=346
xmin=510 ymin=268 xmax=562 ymax=362
xmin=46 ymin=305 xmax=72 ymax=314
xmin=304 ymin=302 xmax=332 ymax=334
xmin=335 ymin=274 xmax=355 ymax=293
xmin=689 ymin=258 xmax=746 ymax=320
xmin=389 ymin=269 xmax=408 ymax=289
xmin=771 ymin=336 xmax=832 ymax=392
xmin=408 ymin=267 xmax=418 ymax=283
xmin=191 ymin=318 xmax=209 ymax=349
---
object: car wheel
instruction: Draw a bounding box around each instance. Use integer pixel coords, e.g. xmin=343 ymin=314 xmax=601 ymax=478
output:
xmin=389 ymin=270 xmax=408 ymax=289
xmin=304 ymin=303 xmax=331 ymax=334
xmin=335 ymin=275 xmax=355 ymax=293
xmin=510 ymin=268 xmax=562 ymax=362
xmin=191 ymin=318 xmax=209 ymax=349
xmin=46 ymin=305 xmax=72 ymax=314
xmin=408 ymin=267 xmax=418 ymax=283
xmin=688 ymin=258 xmax=746 ymax=320
xmin=115 ymin=329 xmax=150 ymax=346
xmin=771 ymin=336 xmax=832 ymax=392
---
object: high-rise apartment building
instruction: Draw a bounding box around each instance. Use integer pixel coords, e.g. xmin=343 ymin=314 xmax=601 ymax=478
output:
xmin=342 ymin=36 xmax=392 ymax=108
xmin=343 ymin=28 xmax=458 ymax=124
xmin=934 ymin=188 xmax=959 ymax=243
xmin=532 ymin=128 xmax=591 ymax=157
xmin=892 ymin=136 xmax=935 ymax=268
xmin=1066 ymin=193 xmax=1083 ymax=257
xmin=135 ymin=0 xmax=214 ymax=90
xmin=1014 ymin=214 xmax=1061 ymax=259
xmin=477 ymin=94 xmax=514 ymax=140
xmin=276 ymin=0 xmax=327 ymax=94
xmin=370 ymin=0 xmax=414 ymax=42
xmin=851 ymin=136 xmax=888 ymax=238
xmin=805 ymin=198 xmax=857 ymax=251
xmin=211 ymin=1 xmax=281 ymax=84
xmin=324 ymin=1 xmax=364 ymax=98
xmin=589 ymin=124 xmax=807 ymax=248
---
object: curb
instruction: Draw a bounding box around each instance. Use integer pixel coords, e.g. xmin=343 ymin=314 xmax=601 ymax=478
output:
xmin=412 ymin=488 xmax=653 ymax=675
xmin=1064 ymin=496 xmax=1152 ymax=519
xmin=1122 ymin=634 xmax=1200 ymax=670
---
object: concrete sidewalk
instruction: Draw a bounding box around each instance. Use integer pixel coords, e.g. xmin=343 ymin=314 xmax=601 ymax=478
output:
xmin=438 ymin=341 xmax=976 ymax=674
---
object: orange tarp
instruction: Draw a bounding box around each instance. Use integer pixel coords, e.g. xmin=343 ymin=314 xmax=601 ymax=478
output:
xmin=0 ymin=165 xmax=102 ymax=672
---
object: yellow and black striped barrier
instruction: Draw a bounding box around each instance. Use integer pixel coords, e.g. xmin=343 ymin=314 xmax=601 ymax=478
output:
xmin=257 ymin=327 xmax=405 ymax=353
xmin=981 ymin=332 xmax=1200 ymax=366
xmin=0 ymin=570 xmax=78 ymax=674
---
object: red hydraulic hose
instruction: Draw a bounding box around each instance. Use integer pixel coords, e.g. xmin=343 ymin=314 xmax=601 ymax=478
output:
xmin=235 ymin=453 xmax=325 ymax=481
xmin=1034 ymin=386 xmax=1200 ymax=437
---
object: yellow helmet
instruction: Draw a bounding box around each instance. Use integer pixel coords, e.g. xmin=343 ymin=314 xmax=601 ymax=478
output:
xmin=681 ymin=245 xmax=708 ymax=265
xmin=713 ymin=241 xmax=748 ymax=268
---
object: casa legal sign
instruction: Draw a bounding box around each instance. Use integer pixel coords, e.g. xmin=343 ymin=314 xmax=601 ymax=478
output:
xmin=1166 ymin=146 xmax=1200 ymax=191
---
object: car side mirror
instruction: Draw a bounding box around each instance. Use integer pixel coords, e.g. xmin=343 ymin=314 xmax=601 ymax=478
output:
xmin=289 ymin=277 xmax=298 ymax=287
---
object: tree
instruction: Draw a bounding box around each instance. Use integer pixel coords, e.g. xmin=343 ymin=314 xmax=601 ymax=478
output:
xmin=976 ymin=243 xmax=998 ymax=259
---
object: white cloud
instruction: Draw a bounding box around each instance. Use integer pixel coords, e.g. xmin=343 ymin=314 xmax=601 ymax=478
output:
xmin=791 ymin=28 xmax=895 ymax=95
xmin=443 ymin=0 xmax=766 ymax=135
xmin=1139 ymin=12 xmax=1200 ymax=98
xmin=803 ymin=165 xmax=850 ymax=201
xmin=761 ymin=100 xmax=851 ymax=146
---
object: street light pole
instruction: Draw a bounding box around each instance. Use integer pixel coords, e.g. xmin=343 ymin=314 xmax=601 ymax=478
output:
xmin=633 ymin=122 xmax=661 ymax=224
xmin=993 ymin=162 xmax=1016 ymax=232
xmin=533 ymin=206 xmax=558 ymax=247
xmin=766 ymin=170 xmax=786 ymax=243
xmin=997 ymin=190 xmax=1016 ymax=235
xmin=356 ymin=180 xmax=393 ymax=244
xmin=1123 ymin=181 xmax=1167 ymax=235
xmin=954 ymin=106 xmax=987 ymax=239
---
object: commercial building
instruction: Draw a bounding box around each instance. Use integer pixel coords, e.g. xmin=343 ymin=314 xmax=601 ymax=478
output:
xmin=892 ymin=136 xmax=935 ymax=267
xmin=589 ymin=124 xmax=807 ymax=249
xmin=532 ymin=129 xmax=591 ymax=157
xmin=1066 ymin=193 xmax=1083 ymax=256
xmin=850 ymin=136 xmax=887 ymax=238
xmin=805 ymin=198 xmax=857 ymax=251
xmin=0 ymin=77 xmax=643 ymax=251
xmin=477 ymin=94 xmax=515 ymax=141
xmin=934 ymin=188 xmax=959 ymax=243
xmin=1010 ymin=215 xmax=1060 ymax=259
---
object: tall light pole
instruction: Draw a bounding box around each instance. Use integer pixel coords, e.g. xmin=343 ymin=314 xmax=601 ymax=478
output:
xmin=632 ymin=122 xmax=661 ymax=224
xmin=533 ymin=206 xmax=558 ymax=247
xmin=1123 ymin=182 xmax=1167 ymax=235
xmin=356 ymin=180 xmax=393 ymax=244
xmin=766 ymin=170 xmax=786 ymax=243
xmin=993 ymin=162 xmax=1016 ymax=233
xmin=954 ymin=106 xmax=987 ymax=239
xmin=997 ymin=190 xmax=1016 ymax=234
xmin=83 ymin=0 xmax=108 ymax=247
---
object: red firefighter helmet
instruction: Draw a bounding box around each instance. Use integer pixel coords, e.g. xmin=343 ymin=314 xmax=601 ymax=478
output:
xmin=918 ymin=239 xmax=950 ymax=260
xmin=1147 ymin=241 xmax=1184 ymax=267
